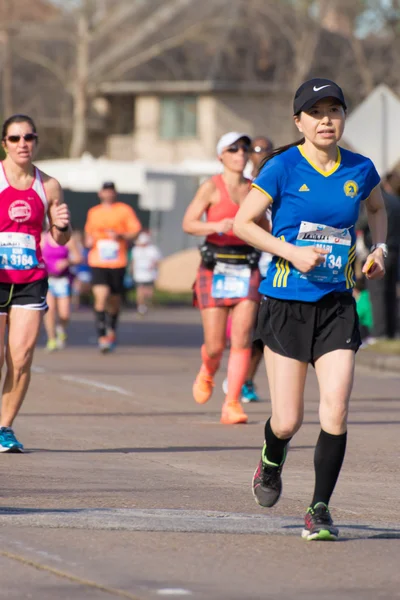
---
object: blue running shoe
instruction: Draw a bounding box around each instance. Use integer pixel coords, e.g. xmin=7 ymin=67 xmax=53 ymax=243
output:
xmin=0 ymin=427 xmax=24 ymax=453
xmin=241 ymin=380 xmax=260 ymax=403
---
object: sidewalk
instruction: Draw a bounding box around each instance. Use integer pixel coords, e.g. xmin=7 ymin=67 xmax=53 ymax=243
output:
xmin=357 ymin=349 xmax=400 ymax=373
xmin=356 ymin=342 xmax=400 ymax=373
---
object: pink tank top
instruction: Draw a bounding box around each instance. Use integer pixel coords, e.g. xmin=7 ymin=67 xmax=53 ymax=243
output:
xmin=0 ymin=163 xmax=48 ymax=284
xmin=206 ymin=174 xmax=250 ymax=246
xmin=42 ymin=233 xmax=69 ymax=277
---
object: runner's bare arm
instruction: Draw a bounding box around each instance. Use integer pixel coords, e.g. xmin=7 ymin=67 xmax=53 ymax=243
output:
xmin=364 ymin=185 xmax=387 ymax=248
xmin=42 ymin=173 xmax=72 ymax=245
xmin=362 ymin=185 xmax=387 ymax=279
xmin=234 ymin=187 xmax=328 ymax=273
xmin=121 ymin=208 xmax=142 ymax=241
xmin=234 ymin=188 xmax=292 ymax=258
xmin=183 ymin=179 xmax=231 ymax=236
xmin=67 ymin=235 xmax=84 ymax=265
xmin=83 ymin=209 xmax=95 ymax=248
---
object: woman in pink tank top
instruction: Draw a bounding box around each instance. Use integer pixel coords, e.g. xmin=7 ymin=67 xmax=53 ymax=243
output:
xmin=182 ymin=132 xmax=268 ymax=426
xmin=0 ymin=114 xmax=71 ymax=452
xmin=41 ymin=231 xmax=82 ymax=352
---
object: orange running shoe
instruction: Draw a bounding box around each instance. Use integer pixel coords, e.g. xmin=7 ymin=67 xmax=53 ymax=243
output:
xmin=220 ymin=400 xmax=248 ymax=424
xmin=193 ymin=370 xmax=214 ymax=404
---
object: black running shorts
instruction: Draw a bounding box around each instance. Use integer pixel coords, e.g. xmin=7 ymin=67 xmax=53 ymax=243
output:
xmin=254 ymin=292 xmax=361 ymax=364
xmin=0 ymin=278 xmax=48 ymax=314
xmin=91 ymin=267 xmax=126 ymax=295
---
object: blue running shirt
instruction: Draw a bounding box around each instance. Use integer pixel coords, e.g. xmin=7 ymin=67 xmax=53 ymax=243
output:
xmin=253 ymin=145 xmax=380 ymax=302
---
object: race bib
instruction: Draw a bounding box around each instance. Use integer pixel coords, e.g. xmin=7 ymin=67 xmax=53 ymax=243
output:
xmin=97 ymin=239 xmax=119 ymax=261
xmin=0 ymin=232 xmax=38 ymax=270
xmin=211 ymin=263 xmax=251 ymax=299
xmin=294 ymin=221 xmax=351 ymax=283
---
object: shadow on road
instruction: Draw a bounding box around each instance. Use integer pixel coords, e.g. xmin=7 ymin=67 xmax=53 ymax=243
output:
xmin=38 ymin=315 xmax=203 ymax=349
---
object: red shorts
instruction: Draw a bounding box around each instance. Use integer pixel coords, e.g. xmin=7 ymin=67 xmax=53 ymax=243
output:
xmin=193 ymin=264 xmax=261 ymax=310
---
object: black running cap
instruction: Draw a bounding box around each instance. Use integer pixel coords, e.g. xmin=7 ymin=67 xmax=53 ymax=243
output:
xmin=102 ymin=181 xmax=116 ymax=190
xmin=293 ymin=78 xmax=347 ymax=115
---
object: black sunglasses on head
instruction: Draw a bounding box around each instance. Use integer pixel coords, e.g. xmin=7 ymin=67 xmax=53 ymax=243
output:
xmin=226 ymin=144 xmax=250 ymax=153
xmin=5 ymin=133 xmax=38 ymax=143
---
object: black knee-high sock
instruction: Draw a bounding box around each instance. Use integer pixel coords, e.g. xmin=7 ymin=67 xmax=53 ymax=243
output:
xmin=264 ymin=418 xmax=291 ymax=466
xmin=106 ymin=311 xmax=119 ymax=332
xmin=311 ymin=429 xmax=347 ymax=507
xmin=95 ymin=310 xmax=107 ymax=337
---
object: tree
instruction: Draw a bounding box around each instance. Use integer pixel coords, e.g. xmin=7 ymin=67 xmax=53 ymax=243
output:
xmin=15 ymin=0 xmax=224 ymax=157
xmin=0 ymin=0 xmax=13 ymax=117
xmin=8 ymin=0 xmax=400 ymax=158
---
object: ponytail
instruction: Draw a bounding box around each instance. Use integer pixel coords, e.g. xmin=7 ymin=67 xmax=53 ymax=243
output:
xmin=257 ymin=137 xmax=305 ymax=175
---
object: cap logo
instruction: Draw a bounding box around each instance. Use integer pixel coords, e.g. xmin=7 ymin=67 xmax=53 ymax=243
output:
xmin=313 ymin=85 xmax=331 ymax=92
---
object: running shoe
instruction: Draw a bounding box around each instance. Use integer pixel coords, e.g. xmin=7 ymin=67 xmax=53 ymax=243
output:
xmin=241 ymin=380 xmax=260 ymax=403
xmin=46 ymin=338 xmax=58 ymax=352
xmin=220 ymin=400 xmax=248 ymax=424
xmin=0 ymin=427 xmax=24 ymax=453
xmin=98 ymin=336 xmax=111 ymax=353
xmin=106 ymin=330 xmax=117 ymax=351
xmin=56 ymin=326 xmax=67 ymax=350
xmin=302 ymin=503 xmax=339 ymax=541
xmin=222 ymin=377 xmax=228 ymax=395
xmin=252 ymin=443 xmax=285 ymax=507
xmin=137 ymin=304 xmax=148 ymax=316
xmin=193 ymin=370 xmax=214 ymax=404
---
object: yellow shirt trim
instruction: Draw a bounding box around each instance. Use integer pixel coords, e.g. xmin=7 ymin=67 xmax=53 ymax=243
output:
xmin=298 ymin=145 xmax=341 ymax=178
xmin=251 ymin=183 xmax=274 ymax=204
xmin=272 ymin=235 xmax=290 ymax=288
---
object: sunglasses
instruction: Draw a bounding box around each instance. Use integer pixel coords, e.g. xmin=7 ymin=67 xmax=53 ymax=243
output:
xmin=250 ymin=146 xmax=272 ymax=154
xmin=226 ymin=144 xmax=250 ymax=153
xmin=5 ymin=133 xmax=38 ymax=143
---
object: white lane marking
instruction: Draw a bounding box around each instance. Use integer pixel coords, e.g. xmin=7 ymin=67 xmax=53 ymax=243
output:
xmin=4 ymin=538 xmax=72 ymax=565
xmin=157 ymin=590 xmax=192 ymax=597
xmin=32 ymin=365 xmax=132 ymax=397
xmin=61 ymin=375 xmax=132 ymax=397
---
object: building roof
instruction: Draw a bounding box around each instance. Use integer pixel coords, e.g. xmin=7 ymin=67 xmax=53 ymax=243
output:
xmin=98 ymin=80 xmax=290 ymax=96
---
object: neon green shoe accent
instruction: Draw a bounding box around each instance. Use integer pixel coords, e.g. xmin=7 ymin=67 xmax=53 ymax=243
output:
xmin=316 ymin=529 xmax=336 ymax=541
xmin=261 ymin=443 xmax=286 ymax=468
xmin=303 ymin=529 xmax=337 ymax=541
xmin=46 ymin=339 xmax=58 ymax=352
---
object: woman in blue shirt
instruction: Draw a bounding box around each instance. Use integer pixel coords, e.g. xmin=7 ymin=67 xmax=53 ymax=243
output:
xmin=234 ymin=78 xmax=387 ymax=541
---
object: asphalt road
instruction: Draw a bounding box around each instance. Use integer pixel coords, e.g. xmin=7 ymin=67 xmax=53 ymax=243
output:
xmin=0 ymin=307 xmax=399 ymax=599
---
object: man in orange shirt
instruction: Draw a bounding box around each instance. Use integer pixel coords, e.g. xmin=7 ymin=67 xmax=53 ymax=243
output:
xmin=84 ymin=182 xmax=142 ymax=352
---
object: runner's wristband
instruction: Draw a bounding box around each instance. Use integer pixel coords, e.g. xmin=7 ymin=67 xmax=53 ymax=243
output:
xmin=53 ymin=224 xmax=69 ymax=232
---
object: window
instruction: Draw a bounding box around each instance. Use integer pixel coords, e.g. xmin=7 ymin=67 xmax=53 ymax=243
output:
xmin=159 ymin=95 xmax=197 ymax=139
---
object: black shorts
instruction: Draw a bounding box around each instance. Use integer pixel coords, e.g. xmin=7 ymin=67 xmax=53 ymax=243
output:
xmin=254 ymin=292 xmax=361 ymax=364
xmin=0 ymin=278 xmax=48 ymax=314
xmin=91 ymin=267 xmax=126 ymax=295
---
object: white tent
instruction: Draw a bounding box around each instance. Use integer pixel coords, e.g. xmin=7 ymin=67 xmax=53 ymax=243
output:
xmin=36 ymin=153 xmax=147 ymax=194
xmin=343 ymin=84 xmax=400 ymax=175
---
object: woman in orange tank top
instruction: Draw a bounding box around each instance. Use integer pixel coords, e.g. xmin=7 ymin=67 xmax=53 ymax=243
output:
xmin=183 ymin=132 xmax=266 ymax=425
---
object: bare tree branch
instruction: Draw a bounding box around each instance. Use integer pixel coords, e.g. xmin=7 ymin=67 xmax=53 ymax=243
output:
xmin=90 ymin=0 xmax=147 ymax=42
xmin=13 ymin=48 xmax=67 ymax=86
xmin=88 ymin=0 xmax=194 ymax=80
xmin=96 ymin=19 xmax=217 ymax=84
